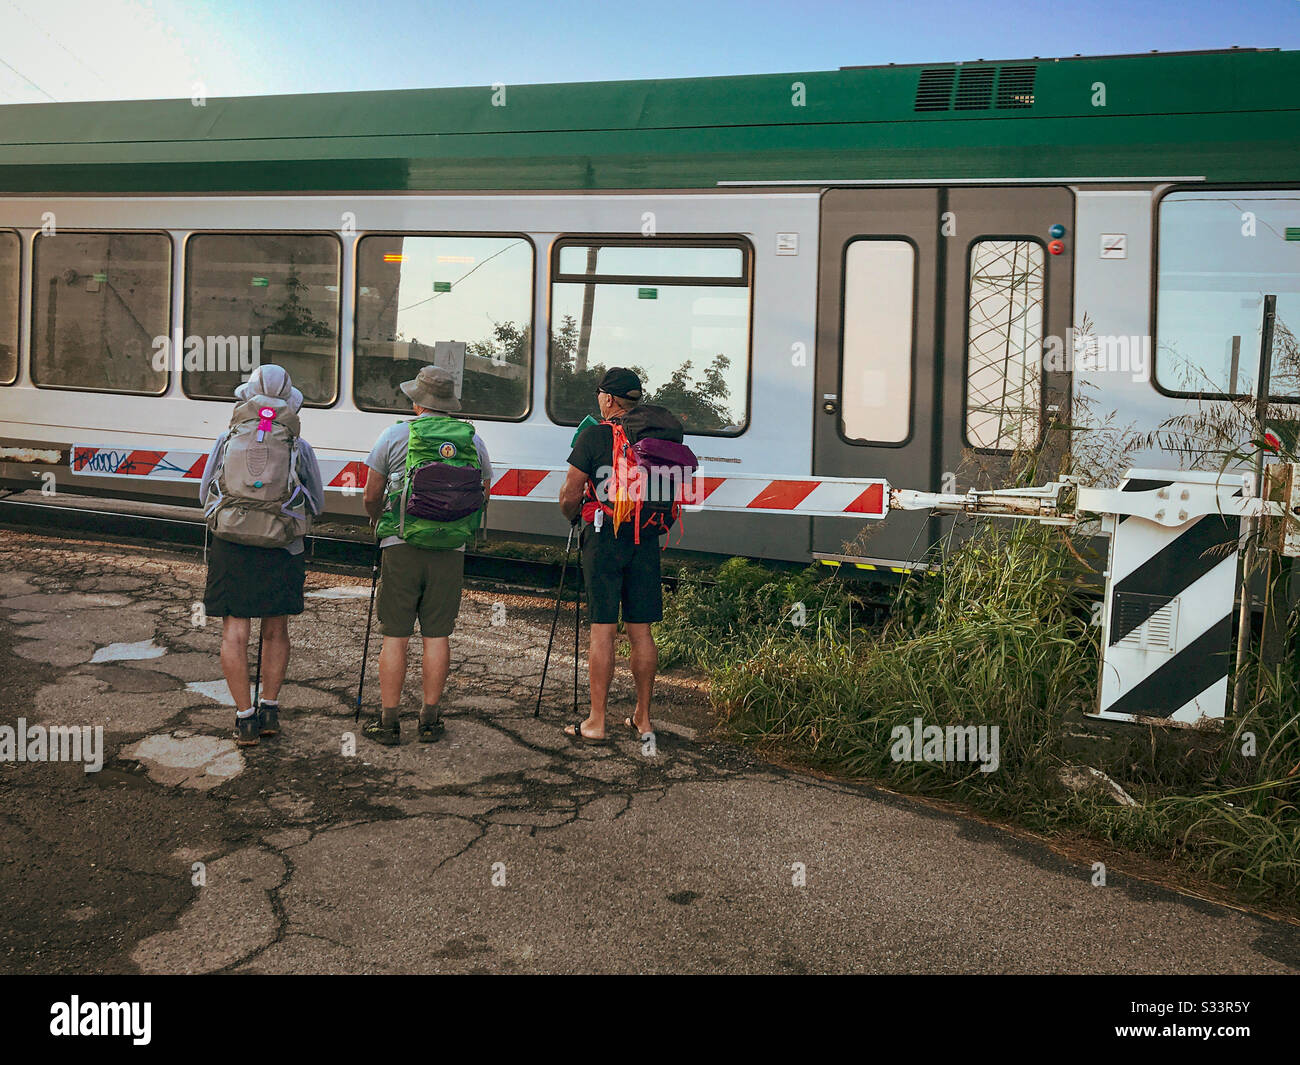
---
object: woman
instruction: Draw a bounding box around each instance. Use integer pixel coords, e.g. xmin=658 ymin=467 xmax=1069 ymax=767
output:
xmin=199 ymin=364 xmax=325 ymax=747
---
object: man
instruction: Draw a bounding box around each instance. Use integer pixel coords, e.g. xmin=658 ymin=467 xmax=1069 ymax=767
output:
xmin=200 ymin=364 xmax=325 ymax=747
xmin=558 ymin=367 xmax=661 ymax=743
xmin=362 ymin=365 xmax=493 ymax=745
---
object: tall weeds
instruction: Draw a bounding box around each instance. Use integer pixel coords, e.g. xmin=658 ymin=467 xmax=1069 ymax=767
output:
xmin=708 ymin=519 xmax=1094 ymax=808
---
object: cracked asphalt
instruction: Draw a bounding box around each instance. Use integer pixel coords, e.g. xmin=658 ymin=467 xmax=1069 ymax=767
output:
xmin=2 ymin=528 xmax=1298 ymax=974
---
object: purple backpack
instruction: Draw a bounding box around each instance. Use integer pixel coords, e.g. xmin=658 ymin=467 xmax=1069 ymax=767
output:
xmin=632 ymin=437 xmax=699 ymax=506
xmin=616 ymin=405 xmax=698 ymax=536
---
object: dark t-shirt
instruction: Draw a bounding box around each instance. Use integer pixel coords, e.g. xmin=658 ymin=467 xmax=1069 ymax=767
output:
xmin=569 ymin=424 xmax=614 ymax=530
xmin=567 ymin=424 xmax=613 ymax=480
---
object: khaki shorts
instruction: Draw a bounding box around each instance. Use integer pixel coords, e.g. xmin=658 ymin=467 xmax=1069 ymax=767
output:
xmin=377 ymin=543 xmax=465 ymax=638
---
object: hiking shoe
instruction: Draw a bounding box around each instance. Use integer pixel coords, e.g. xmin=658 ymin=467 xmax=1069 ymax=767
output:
xmin=362 ymin=716 xmax=400 ymax=746
xmin=235 ymin=713 xmax=260 ymax=747
xmin=257 ymin=701 xmax=280 ymax=737
xmin=417 ymin=718 xmax=445 ymax=743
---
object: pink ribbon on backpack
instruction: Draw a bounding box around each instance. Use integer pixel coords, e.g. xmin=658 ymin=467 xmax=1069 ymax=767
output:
xmin=256 ymin=406 xmax=275 ymax=442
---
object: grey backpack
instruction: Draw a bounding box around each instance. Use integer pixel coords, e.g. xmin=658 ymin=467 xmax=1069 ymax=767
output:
xmin=204 ymin=395 xmax=309 ymax=548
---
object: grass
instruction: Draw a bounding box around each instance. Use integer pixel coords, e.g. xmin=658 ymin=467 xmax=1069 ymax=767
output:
xmin=655 ymin=519 xmax=1300 ymax=907
xmin=656 ymin=557 xmax=857 ymax=669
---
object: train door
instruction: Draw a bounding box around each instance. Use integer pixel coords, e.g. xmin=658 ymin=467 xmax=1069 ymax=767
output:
xmin=812 ymin=186 xmax=1074 ymax=566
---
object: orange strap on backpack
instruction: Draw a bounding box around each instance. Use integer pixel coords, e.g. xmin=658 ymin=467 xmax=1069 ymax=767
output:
xmin=584 ymin=419 xmax=649 ymax=543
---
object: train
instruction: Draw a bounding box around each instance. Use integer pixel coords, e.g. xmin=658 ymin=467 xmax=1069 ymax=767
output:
xmin=1 ymin=47 xmax=1297 ymax=568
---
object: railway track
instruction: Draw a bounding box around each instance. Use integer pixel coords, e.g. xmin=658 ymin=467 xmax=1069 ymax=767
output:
xmin=0 ymin=493 xmax=712 ymax=593
xmin=0 ymin=493 xmax=574 ymax=590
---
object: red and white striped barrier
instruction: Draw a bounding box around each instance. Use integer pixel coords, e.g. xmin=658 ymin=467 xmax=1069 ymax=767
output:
xmin=69 ymin=447 xmax=889 ymax=519
xmin=490 ymin=467 xmax=888 ymax=519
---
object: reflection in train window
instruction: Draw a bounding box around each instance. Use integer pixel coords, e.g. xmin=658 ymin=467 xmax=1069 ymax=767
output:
xmin=31 ymin=231 xmax=170 ymax=395
xmin=840 ymin=239 xmax=914 ymax=444
xmin=965 ymin=238 xmax=1044 ymax=451
xmin=184 ymin=233 xmax=340 ymax=406
xmin=548 ymin=239 xmax=751 ymax=435
xmin=0 ymin=231 xmax=17 ymax=385
xmin=1157 ymin=190 xmax=1300 ymax=400
xmin=354 ymin=235 xmax=533 ymax=417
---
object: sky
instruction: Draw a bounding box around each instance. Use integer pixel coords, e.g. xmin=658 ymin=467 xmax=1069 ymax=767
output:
xmin=0 ymin=0 xmax=1297 ymax=104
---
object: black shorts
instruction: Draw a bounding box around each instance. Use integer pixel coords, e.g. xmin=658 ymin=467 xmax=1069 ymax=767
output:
xmin=203 ymin=534 xmax=306 ymax=618
xmin=581 ymin=523 xmax=663 ymax=625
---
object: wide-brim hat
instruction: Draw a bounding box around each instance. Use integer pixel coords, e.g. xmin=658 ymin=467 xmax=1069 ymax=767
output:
xmin=234 ymin=363 xmax=303 ymax=413
xmin=400 ymin=364 xmax=461 ymax=412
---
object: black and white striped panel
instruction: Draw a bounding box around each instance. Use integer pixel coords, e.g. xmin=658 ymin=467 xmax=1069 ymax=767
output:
xmin=1097 ymin=478 xmax=1241 ymax=724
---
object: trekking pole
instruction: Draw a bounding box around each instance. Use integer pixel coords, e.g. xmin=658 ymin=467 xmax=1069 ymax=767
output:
xmin=535 ymin=522 xmax=577 ymax=717
xmin=253 ymin=617 xmax=264 ymax=712
xmin=573 ymin=551 xmax=581 ymax=718
xmin=356 ymin=539 xmax=381 ymax=723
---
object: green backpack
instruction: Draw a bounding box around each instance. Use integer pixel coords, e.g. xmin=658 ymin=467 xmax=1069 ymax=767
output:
xmin=376 ymin=416 xmax=484 ymax=550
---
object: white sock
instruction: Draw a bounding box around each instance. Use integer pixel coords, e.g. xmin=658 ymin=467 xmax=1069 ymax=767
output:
xmin=260 ymin=698 xmax=278 ymax=707
xmin=236 ymin=708 xmax=257 ymax=719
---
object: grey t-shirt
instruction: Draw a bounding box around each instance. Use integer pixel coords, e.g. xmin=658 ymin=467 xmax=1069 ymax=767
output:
xmin=365 ymin=415 xmax=493 ymax=551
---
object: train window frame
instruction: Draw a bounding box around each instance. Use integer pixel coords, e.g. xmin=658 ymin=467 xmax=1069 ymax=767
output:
xmin=181 ymin=229 xmax=344 ymax=409
xmin=545 ymin=234 xmax=755 ymax=437
xmin=835 ymin=235 xmax=919 ymax=449
xmin=0 ymin=227 xmax=20 ymax=386
xmin=29 ymin=228 xmax=173 ymax=397
xmin=1151 ymin=183 xmax=1300 ymax=405
xmin=351 ymin=230 xmax=537 ymax=423
xmin=960 ymin=234 xmax=1048 ymax=455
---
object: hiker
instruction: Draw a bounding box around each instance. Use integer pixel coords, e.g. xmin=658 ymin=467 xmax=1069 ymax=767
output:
xmin=199 ymin=364 xmax=325 ymax=748
xmin=557 ymin=367 xmax=696 ymax=743
xmin=361 ymin=365 xmax=493 ymax=746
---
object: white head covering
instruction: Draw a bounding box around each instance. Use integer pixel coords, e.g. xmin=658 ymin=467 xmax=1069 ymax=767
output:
xmin=234 ymin=363 xmax=303 ymax=413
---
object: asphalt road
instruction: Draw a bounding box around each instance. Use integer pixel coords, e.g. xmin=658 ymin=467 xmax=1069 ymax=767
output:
xmin=1 ymin=529 xmax=1296 ymax=974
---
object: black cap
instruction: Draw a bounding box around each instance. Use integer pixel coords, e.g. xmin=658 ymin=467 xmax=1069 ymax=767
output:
xmin=598 ymin=366 xmax=643 ymax=401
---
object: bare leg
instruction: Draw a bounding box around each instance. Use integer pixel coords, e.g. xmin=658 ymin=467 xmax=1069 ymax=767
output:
xmin=574 ymin=622 xmax=616 ymax=739
xmin=625 ymin=622 xmax=657 ymax=733
xmin=259 ymin=616 xmax=290 ymax=701
xmin=220 ymin=616 xmax=252 ymax=712
xmin=421 ymin=636 xmax=450 ymax=715
xmin=378 ymin=635 xmax=410 ymax=721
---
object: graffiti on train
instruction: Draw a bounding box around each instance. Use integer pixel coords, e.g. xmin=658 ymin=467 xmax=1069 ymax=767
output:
xmin=71 ymin=448 xmax=203 ymax=478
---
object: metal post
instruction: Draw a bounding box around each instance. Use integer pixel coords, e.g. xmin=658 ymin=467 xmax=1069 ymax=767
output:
xmin=1232 ymin=295 xmax=1277 ymax=716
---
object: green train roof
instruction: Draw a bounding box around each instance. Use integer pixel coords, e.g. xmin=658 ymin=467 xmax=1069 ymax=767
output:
xmin=0 ymin=48 xmax=1296 ymax=193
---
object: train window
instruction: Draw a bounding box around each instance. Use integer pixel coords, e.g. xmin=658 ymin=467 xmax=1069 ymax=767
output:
xmin=840 ymin=239 xmax=914 ymax=444
xmin=354 ymin=234 xmax=533 ymax=418
xmin=1157 ymin=190 xmax=1300 ymax=400
xmin=965 ymin=238 xmax=1045 ymax=451
xmin=556 ymin=244 xmax=745 ymax=280
xmin=183 ymin=233 xmax=341 ymax=406
xmin=0 ymin=231 xmax=17 ymax=385
xmin=31 ymin=231 xmax=170 ymax=395
xmin=548 ymin=239 xmax=751 ymax=435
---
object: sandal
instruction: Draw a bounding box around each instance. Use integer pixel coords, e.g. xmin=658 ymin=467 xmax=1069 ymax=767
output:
xmin=564 ymin=721 xmax=608 ymax=744
xmin=625 ymin=716 xmax=655 ymax=741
